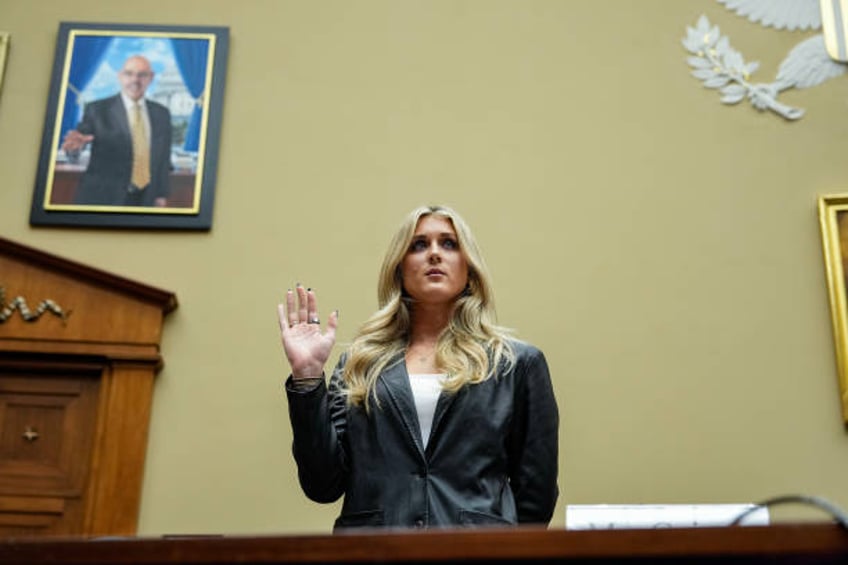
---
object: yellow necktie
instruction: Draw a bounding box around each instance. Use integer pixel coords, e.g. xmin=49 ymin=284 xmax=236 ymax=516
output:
xmin=131 ymin=102 xmax=150 ymax=189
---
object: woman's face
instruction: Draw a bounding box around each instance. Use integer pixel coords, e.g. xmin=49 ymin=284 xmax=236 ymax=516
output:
xmin=401 ymin=215 xmax=469 ymax=306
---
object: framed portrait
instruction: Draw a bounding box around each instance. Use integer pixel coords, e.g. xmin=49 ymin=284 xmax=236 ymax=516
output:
xmin=29 ymin=22 xmax=229 ymax=230
xmin=818 ymin=194 xmax=848 ymax=423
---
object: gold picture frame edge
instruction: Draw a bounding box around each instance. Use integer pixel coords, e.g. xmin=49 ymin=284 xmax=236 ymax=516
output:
xmin=0 ymin=32 xmax=9 ymax=95
xmin=818 ymin=193 xmax=848 ymax=423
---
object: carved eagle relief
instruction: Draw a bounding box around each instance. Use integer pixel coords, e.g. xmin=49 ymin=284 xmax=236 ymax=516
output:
xmin=683 ymin=0 xmax=847 ymax=120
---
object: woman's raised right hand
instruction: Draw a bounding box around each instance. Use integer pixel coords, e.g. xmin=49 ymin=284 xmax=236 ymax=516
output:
xmin=277 ymin=285 xmax=338 ymax=379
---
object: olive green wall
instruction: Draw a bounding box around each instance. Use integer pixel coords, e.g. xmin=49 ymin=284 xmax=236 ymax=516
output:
xmin=1 ymin=0 xmax=846 ymax=535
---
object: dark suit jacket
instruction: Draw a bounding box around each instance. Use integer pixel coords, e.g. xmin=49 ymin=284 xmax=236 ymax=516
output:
xmin=286 ymin=340 xmax=559 ymax=530
xmin=73 ymin=94 xmax=172 ymax=206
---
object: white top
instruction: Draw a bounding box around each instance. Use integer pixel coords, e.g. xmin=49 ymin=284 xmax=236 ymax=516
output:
xmin=407 ymin=373 xmax=445 ymax=449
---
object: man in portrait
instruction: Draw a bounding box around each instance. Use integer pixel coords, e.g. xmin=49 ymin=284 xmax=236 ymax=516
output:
xmin=62 ymin=54 xmax=172 ymax=207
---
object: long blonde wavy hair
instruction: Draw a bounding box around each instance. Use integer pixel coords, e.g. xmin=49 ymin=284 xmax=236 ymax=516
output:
xmin=343 ymin=205 xmax=515 ymax=409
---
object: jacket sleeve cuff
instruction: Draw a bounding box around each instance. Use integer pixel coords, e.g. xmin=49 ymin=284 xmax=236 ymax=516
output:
xmin=285 ymin=374 xmax=325 ymax=394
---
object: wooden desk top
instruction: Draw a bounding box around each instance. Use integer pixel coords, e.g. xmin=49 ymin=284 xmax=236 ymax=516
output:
xmin=1 ymin=523 xmax=847 ymax=564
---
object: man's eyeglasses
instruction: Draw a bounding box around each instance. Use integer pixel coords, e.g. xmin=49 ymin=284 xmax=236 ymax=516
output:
xmin=121 ymin=70 xmax=153 ymax=79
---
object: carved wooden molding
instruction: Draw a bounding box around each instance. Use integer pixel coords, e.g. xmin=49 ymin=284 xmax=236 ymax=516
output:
xmin=0 ymin=236 xmax=176 ymax=537
xmin=0 ymin=286 xmax=70 ymax=324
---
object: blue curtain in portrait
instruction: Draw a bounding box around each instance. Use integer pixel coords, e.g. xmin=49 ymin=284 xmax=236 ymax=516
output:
xmin=170 ymin=38 xmax=209 ymax=152
xmin=59 ymin=36 xmax=113 ymax=148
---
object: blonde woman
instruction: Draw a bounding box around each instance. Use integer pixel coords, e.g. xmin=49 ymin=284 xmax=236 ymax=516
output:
xmin=279 ymin=205 xmax=558 ymax=530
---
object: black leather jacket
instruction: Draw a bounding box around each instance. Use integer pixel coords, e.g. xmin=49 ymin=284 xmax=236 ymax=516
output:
xmin=285 ymin=340 xmax=559 ymax=530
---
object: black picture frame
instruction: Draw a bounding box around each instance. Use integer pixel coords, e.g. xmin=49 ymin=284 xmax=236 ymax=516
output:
xmin=30 ymin=22 xmax=229 ymax=230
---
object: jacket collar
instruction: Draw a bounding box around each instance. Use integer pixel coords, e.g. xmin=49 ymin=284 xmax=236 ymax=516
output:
xmin=379 ymin=358 xmax=425 ymax=457
xmin=379 ymin=354 xmax=460 ymax=459
xmin=109 ymin=94 xmax=131 ymax=137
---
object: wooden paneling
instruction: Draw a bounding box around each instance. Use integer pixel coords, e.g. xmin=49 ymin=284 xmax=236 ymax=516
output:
xmin=0 ymin=496 xmax=65 ymax=536
xmin=84 ymin=363 xmax=156 ymax=534
xmin=0 ymin=255 xmax=167 ymax=345
xmin=0 ymin=237 xmax=176 ymax=537
xmin=0 ymin=373 xmax=100 ymax=495
xmin=0 ymin=361 xmax=101 ymax=537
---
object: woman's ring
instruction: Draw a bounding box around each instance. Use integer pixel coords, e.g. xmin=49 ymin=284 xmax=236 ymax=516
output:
xmin=308 ymin=317 xmax=320 ymax=324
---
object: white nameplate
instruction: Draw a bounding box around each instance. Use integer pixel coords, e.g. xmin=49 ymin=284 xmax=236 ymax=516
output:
xmin=566 ymin=504 xmax=770 ymax=530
